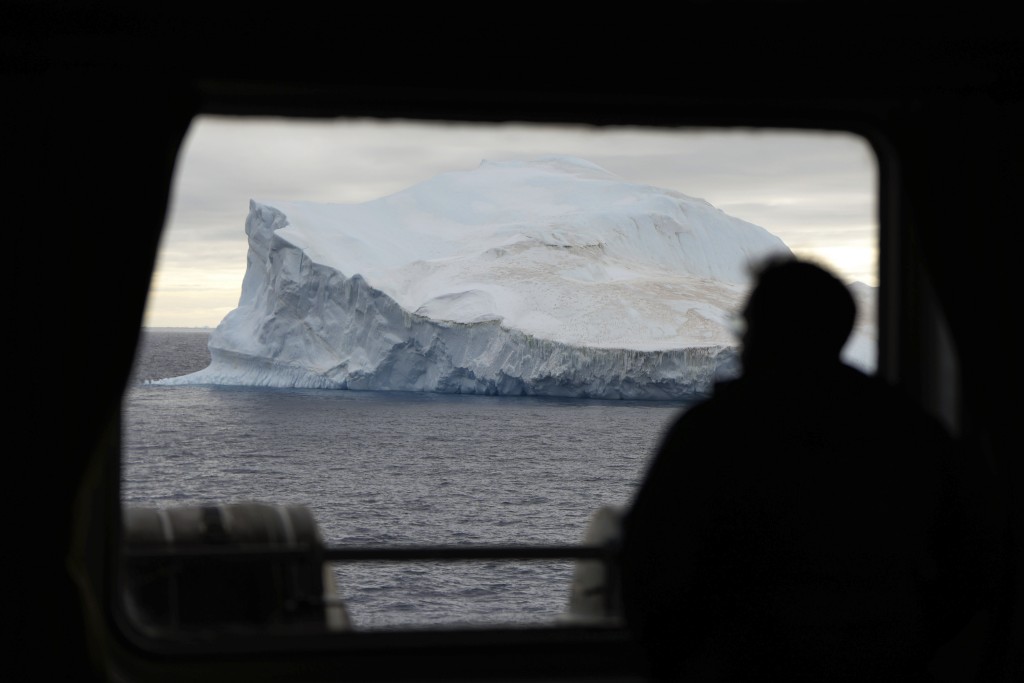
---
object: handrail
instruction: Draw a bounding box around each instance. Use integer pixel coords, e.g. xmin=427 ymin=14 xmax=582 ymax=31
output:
xmin=322 ymin=544 xmax=617 ymax=561
xmin=122 ymin=543 xmax=618 ymax=562
xmin=121 ymin=541 xmax=625 ymax=622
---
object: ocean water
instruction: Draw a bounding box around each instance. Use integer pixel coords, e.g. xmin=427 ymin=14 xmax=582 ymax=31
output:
xmin=122 ymin=328 xmax=688 ymax=630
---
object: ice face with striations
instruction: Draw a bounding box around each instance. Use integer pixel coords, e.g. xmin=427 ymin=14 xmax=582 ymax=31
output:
xmin=154 ymin=156 xmax=873 ymax=399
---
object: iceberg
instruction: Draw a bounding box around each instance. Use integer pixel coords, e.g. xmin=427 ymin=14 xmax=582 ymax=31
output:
xmin=155 ymin=156 xmax=873 ymax=399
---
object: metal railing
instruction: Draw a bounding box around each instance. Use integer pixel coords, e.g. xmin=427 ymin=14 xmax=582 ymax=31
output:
xmin=121 ymin=541 xmax=624 ymax=627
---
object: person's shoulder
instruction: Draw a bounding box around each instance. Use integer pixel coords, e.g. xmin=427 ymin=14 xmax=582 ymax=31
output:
xmin=659 ymin=388 xmax=729 ymax=437
xmin=683 ymin=378 xmax=747 ymax=414
xmin=666 ymin=377 xmax=757 ymax=430
xmin=836 ymin=364 xmax=915 ymax=401
xmin=844 ymin=365 xmax=956 ymax=440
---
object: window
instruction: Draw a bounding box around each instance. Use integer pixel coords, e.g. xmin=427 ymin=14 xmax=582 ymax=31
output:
xmin=119 ymin=117 xmax=879 ymax=638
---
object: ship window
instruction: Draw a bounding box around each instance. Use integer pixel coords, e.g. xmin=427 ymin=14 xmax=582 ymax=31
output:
xmin=121 ymin=116 xmax=879 ymax=638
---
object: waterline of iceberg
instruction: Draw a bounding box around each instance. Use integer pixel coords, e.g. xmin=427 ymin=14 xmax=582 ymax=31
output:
xmin=154 ymin=269 xmax=740 ymax=400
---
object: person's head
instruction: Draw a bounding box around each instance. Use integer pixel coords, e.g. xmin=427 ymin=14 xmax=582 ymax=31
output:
xmin=737 ymin=256 xmax=856 ymax=373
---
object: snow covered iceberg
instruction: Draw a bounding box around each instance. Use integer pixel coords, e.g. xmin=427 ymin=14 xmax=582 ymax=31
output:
xmin=156 ymin=156 xmax=867 ymax=399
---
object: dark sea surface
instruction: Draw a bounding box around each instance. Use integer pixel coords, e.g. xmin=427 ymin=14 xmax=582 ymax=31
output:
xmin=122 ymin=328 xmax=688 ymax=630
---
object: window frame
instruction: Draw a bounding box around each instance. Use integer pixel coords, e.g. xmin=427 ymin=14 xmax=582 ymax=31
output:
xmin=102 ymin=118 xmax=888 ymax=683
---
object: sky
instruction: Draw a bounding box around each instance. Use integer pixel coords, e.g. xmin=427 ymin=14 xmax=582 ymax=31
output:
xmin=146 ymin=116 xmax=878 ymax=329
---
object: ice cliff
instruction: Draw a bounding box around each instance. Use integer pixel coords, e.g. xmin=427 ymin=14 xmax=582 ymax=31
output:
xmin=155 ymin=156 xmax=873 ymax=399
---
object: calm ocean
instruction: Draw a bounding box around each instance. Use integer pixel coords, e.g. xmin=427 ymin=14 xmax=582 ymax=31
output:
xmin=122 ymin=328 xmax=689 ymax=630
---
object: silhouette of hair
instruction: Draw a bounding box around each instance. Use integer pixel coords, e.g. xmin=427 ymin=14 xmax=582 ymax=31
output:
xmin=739 ymin=256 xmax=856 ymax=369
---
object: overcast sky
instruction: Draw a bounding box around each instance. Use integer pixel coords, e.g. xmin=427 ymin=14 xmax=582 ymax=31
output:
xmin=146 ymin=116 xmax=878 ymax=328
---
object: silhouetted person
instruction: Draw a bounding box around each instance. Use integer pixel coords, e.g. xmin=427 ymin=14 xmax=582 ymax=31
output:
xmin=621 ymin=256 xmax=1004 ymax=682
